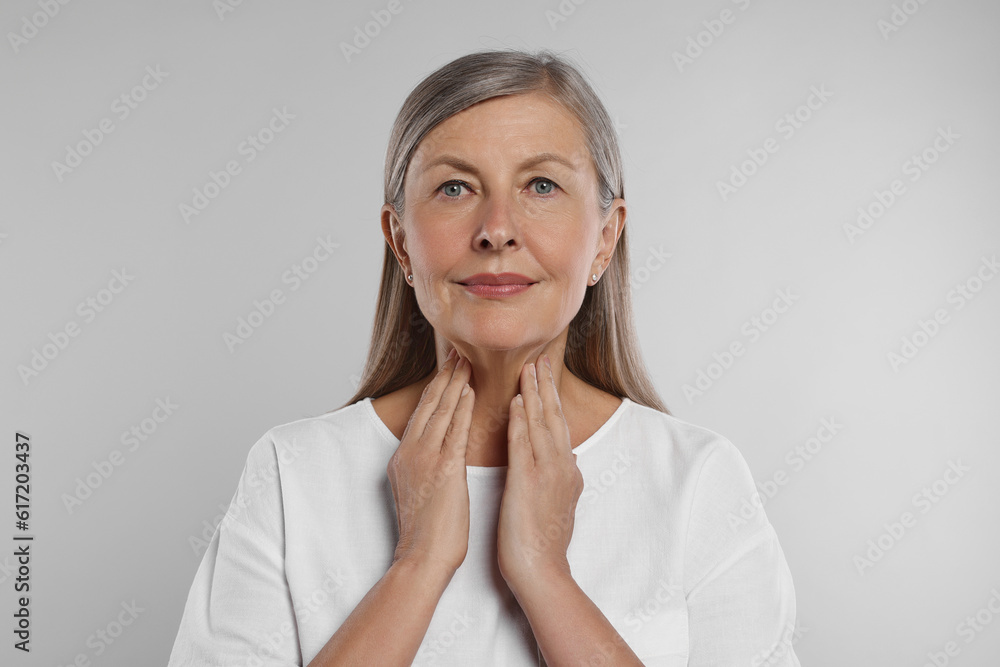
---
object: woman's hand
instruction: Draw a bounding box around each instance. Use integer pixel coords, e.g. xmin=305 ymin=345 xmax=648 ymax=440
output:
xmin=497 ymin=353 xmax=584 ymax=592
xmin=387 ymin=348 xmax=475 ymax=576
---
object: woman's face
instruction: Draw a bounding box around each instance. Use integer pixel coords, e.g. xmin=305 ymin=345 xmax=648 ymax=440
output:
xmin=383 ymin=91 xmax=625 ymax=352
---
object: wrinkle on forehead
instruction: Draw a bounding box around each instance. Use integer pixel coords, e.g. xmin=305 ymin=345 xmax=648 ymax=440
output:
xmin=408 ymin=92 xmax=595 ymax=183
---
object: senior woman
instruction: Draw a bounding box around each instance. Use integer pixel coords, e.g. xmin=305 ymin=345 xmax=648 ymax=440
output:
xmin=168 ymin=50 xmax=801 ymax=666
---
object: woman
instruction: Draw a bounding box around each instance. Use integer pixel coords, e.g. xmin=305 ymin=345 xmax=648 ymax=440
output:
xmin=168 ymin=49 xmax=801 ymax=666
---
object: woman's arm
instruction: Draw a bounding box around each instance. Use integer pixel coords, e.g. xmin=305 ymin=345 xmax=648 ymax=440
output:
xmin=510 ymin=564 xmax=644 ymax=666
xmin=684 ymin=438 xmax=802 ymax=666
xmin=306 ymin=556 xmax=454 ymax=667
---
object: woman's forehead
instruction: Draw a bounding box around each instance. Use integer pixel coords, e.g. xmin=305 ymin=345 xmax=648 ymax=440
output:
xmin=410 ymin=95 xmax=591 ymax=174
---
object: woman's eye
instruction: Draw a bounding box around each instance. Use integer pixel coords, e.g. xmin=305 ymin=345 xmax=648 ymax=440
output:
xmin=440 ymin=181 xmax=467 ymax=197
xmin=531 ymin=178 xmax=557 ymax=195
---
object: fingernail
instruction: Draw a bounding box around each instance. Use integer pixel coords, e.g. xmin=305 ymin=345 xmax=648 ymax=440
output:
xmin=515 ymin=394 xmax=523 ymax=406
xmin=543 ymin=354 xmax=551 ymax=369
xmin=446 ymin=348 xmax=457 ymax=361
xmin=529 ymin=362 xmax=536 ymax=379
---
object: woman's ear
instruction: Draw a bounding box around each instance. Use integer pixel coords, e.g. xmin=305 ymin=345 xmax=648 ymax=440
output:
xmin=593 ymin=197 xmax=626 ymax=273
xmin=381 ymin=203 xmax=409 ymax=271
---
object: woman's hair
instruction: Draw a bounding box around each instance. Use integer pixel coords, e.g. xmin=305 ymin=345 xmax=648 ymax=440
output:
xmin=333 ymin=48 xmax=669 ymax=415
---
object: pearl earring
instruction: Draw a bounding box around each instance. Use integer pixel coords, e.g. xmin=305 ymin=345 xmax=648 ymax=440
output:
xmin=407 ymin=274 xmax=413 ymax=282
xmin=591 ymin=273 xmax=598 ymax=283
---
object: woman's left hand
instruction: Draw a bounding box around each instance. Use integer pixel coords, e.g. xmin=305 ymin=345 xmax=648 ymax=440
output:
xmin=497 ymin=353 xmax=584 ymax=593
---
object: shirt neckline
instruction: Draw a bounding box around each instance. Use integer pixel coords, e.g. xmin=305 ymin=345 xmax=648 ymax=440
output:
xmin=362 ymin=395 xmax=631 ymax=477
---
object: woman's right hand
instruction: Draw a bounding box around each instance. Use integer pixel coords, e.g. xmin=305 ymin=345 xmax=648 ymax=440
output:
xmin=387 ymin=348 xmax=475 ymax=576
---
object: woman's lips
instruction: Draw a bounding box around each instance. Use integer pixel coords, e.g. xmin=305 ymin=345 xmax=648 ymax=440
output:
xmin=461 ymin=283 xmax=533 ymax=297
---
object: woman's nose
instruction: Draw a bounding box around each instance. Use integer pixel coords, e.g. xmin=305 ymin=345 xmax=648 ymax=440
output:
xmin=475 ymin=195 xmax=519 ymax=249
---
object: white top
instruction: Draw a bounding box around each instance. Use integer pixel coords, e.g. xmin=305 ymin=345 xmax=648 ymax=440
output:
xmin=167 ymin=396 xmax=801 ymax=667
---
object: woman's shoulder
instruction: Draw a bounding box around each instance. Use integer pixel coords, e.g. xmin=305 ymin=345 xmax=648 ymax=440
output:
xmin=618 ymin=404 xmax=764 ymax=527
xmin=620 ymin=398 xmax=724 ymax=444
xmin=617 ymin=399 xmax=747 ymax=474
xmin=246 ymin=396 xmax=397 ymax=468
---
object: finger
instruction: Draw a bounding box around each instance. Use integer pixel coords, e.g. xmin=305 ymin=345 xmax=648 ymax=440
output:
xmin=420 ymin=355 xmax=472 ymax=448
xmin=441 ymin=380 xmax=474 ymax=462
xmin=401 ymin=349 xmax=461 ymax=448
xmin=520 ymin=360 xmax=557 ymax=463
xmin=507 ymin=392 xmax=534 ymax=471
xmin=537 ymin=353 xmax=571 ymax=457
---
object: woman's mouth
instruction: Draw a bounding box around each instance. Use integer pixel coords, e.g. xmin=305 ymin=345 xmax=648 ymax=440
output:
xmin=458 ymin=272 xmax=536 ymax=298
xmin=460 ymin=283 xmax=534 ymax=298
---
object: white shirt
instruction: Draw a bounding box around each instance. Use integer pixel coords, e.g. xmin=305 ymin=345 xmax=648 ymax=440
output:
xmin=167 ymin=396 xmax=801 ymax=666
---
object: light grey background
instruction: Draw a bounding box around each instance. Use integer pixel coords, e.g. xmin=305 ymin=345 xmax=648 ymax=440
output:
xmin=2 ymin=0 xmax=999 ymax=665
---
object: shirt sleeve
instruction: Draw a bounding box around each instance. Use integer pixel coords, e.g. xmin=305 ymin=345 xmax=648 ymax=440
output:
xmin=167 ymin=433 xmax=303 ymax=667
xmin=683 ymin=437 xmax=802 ymax=667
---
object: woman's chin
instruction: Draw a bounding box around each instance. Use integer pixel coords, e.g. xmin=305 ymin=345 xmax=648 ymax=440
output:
xmin=452 ymin=328 xmax=544 ymax=352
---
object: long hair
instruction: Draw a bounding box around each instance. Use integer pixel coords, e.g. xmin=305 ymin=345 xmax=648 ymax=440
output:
xmin=332 ymin=48 xmax=668 ymax=415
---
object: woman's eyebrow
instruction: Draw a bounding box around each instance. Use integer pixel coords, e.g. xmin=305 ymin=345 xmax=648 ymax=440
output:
xmin=420 ymin=152 xmax=578 ymax=176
